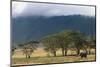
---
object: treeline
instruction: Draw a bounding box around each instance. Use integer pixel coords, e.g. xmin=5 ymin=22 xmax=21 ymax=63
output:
xmin=41 ymin=30 xmax=96 ymax=57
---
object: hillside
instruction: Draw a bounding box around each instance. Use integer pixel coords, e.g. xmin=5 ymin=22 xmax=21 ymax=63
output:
xmin=11 ymin=15 xmax=96 ymax=44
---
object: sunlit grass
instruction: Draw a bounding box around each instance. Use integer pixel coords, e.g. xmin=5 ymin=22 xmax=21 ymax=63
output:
xmin=12 ymin=55 xmax=95 ymax=66
xmin=12 ymin=48 xmax=96 ymax=66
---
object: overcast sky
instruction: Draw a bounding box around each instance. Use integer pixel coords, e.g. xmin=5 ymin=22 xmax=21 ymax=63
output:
xmin=12 ymin=1 xmax=95 ymax=17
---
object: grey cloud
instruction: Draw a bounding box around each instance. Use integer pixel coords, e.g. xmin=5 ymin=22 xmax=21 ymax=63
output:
xmin=12 ymin=1 xmax=95 ymax=17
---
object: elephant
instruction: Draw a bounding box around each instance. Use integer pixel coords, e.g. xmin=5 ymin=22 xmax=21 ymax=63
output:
xmin=80 ymin=50 xmax=87 ymax=58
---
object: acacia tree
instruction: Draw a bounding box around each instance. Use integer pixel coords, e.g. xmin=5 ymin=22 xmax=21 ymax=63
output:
xmin=86 ymin=35 xmax=96 ymax=54
xmin=70 ymin=31 xmax=87 ymax=55
xmin=18 ymin=41 xmax=38 ymax=58
xmin=57 ymin=30 xmax=72 ymax=56
xmin=41 ymin=34 xmax=59 ymax=57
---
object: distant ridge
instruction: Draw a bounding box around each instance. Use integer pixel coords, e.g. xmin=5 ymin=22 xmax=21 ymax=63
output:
xmin=12 ymin=15 xmax=96 ymax=45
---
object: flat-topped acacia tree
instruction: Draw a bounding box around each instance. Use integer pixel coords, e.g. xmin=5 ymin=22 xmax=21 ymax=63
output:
xmin=41 ymin=34 xmax=59 ymax=57
xmin=57 ymin=30 xmax=73 ymax=56
xmin=69 ymin=31 xmax=87 ymax=55
xmin=18 ymin=41 xmax=39 ymax=58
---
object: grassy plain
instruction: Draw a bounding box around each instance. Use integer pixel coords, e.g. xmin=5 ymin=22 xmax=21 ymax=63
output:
xmin=12 ymin=48 xmax=96 ymax=66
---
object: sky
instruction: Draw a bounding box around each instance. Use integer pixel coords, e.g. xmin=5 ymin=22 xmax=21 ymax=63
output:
xmin=12 ymin=1 xmax=95 ymax=17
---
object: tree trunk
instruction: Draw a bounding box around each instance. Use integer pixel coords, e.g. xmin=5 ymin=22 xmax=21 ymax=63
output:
xmin=26 ymin=54 xmax=27 ymax=58
xmin=62 ymin=48 xmax=65 ymax=56
xmin=64 ymin=49 xmax=68 ymax=56
xmin=77 ymin=48 xmax=80 ymax=56
xmin=88 ymin=49 xmax=91 ymax=55
xmin=53 ymin=51 xmax=56 ymax=57
xmin=28 ymin=55 xmax=30 ymax=58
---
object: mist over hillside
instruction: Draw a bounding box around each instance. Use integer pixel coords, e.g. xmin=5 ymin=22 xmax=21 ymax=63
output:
xmin=11 ymin=15 xmax=96 ymax=45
